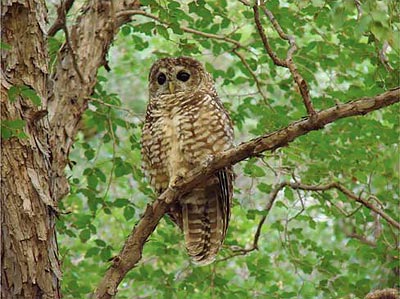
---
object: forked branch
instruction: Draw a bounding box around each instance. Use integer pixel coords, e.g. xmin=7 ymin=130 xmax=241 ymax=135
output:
xmin=253 ymin=3 xmax=315 ymax=116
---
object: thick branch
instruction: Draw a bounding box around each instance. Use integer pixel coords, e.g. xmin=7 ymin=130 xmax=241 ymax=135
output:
xmin=48 ymin=0 xmax=140 ymax=201
xmin=95 ymin=88 xmax=399 ymax=298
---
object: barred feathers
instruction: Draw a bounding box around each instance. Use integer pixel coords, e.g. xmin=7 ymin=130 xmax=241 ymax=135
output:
xmin=141 ymin=57 xmax=234 ymax=265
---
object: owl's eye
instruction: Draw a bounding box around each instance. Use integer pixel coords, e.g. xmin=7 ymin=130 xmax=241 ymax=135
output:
xmin=157 ymin=73 xmax=166 ymax=85
xmin=177 ymin=71 xmax=190 ymax=82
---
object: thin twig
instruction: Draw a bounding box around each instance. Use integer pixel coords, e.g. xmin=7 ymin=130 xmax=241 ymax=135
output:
xmin=102 ymin=116 xmax=117 ymax=203
xmin=253 ymin=3 xmax=316 ymax=116
xmin=232 ymin=49 xmax=271 ymax=108
xmin=346 ymin=232 xmax=376 ymax=247
xmin=289 ymin=182 xmax=400 ymax=230
xmin=217 ymin=182 xmax=287 ymax=262
xmin=117 ymin=10 xmax=243 ymax=49
xmin=354 ymin=0 xmax=363 ymax=20
xmin=87 ymin=97 xmax=140 ymax=117
xmin=219 ymin=176 xmax=399 ymax=263
xmin=238 ymin=0 xmax=250 ymax=6
xmin=48 ymin=0 xmax=75 ymax=37
xmin=252 ymin=5 xmax=286 ymax=67
xmin=379 ymin=41 xmax=394 ymax=72
xmin=57 ymin=2 xmax=85 ymax=83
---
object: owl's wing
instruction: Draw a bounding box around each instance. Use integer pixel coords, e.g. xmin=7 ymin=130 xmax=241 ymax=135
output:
xmin=217 ymin=167 xmax=233 ymax=238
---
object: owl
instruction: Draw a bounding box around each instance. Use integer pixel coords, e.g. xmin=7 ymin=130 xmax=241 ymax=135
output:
xmin=141 ymin=57 xmax=234 ymax=265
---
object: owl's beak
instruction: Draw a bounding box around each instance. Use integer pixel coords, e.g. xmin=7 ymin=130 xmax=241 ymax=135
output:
xmin=168 ymin=82 xmax=175 ymax=94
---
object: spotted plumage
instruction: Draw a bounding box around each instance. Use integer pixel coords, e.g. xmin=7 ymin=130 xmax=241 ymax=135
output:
xmin=141 ymin=57 xmax=234 ymax=265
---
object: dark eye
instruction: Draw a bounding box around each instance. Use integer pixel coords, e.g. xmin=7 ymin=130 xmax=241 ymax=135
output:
xmin=157 ymin=73 xmax=166 ymax=85
xmin=177 ymin=71 xmax=190 ymax=82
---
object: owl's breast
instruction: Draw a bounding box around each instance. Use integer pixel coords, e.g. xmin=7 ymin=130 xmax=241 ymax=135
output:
xmin=162 ymin=106 xmax=190 ymax=181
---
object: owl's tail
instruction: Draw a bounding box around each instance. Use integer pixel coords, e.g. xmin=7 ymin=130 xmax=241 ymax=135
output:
xmin=181 ymin=170 xmax=232 ymax=265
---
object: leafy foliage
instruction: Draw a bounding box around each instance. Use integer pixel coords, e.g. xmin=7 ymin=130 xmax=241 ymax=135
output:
xmin=53 ymin=0 xmax=399 ymax=298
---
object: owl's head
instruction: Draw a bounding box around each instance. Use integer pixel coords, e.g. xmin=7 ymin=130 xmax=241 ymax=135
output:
xmin=148 ymin=57 xmax=214 ymax=98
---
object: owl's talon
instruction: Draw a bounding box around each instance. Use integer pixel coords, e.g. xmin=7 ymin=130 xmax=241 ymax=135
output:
xmin=159 ymin=186 xmax=175 ymax=204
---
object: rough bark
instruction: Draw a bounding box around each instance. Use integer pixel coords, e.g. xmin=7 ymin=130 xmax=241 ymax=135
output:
xmin=1 ymin=0 xmax=140 ymax=298
xmin=1 ymin=1 xmax=61 ymax=298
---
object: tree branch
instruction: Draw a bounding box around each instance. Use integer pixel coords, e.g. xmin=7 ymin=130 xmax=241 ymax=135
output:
xmin=232 ymin=49 xmax=271 ymax=107
xmin=217 ymin=182 xmax=286 ymax=262
xmin=94 ymin=88 xmax=399 ymax=298
xmin=48 ymin=0 xmax=75 ymax=37
xmin=116 ymin=10 xmax=243 ymax=49
xmin=220 ymin=176 xmax=397 ymax=262
xmin=253 ymin=3 xmax=315 ymax=116
xmin=48 ymin=0 xmax=141 ymax=201
xmin=289 ymin=182 xmax=400 ymax=230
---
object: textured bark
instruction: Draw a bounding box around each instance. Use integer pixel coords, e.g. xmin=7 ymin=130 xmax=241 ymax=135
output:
xmin=1 ymin=1 xmax=61 ymax=298
xmin=1 ymin=0 xmax=140 ymax=298
xmin=47 ymin=0 xmax=141 ymax=203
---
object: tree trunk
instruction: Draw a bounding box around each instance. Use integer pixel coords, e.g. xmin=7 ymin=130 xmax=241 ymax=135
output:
xmin=1 ymin=1 xmax=61 ymax=298
xmin=1 ymin=1 xmax=139 ymax=297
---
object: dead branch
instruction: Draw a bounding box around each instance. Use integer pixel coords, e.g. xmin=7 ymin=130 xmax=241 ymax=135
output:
xmin=94 ymin=87 xmax=399 ymax=299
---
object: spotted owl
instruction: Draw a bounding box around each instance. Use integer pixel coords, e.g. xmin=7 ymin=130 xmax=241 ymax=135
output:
xmin=141 ymin=57 xmax=234 ymax=265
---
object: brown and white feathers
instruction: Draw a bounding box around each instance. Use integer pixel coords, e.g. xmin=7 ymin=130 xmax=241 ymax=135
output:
xmin=141 ymin=57 xmax=234 ymax=265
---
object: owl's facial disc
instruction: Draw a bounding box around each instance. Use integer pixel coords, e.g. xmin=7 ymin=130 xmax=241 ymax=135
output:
xmin=149 ymin=57 xmax=208 ymax=98
xmin=154 ymin=68 xmax=194 ymax=95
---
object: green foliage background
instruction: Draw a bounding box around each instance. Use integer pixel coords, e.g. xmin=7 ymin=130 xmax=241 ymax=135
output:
xmin=53 ymin=1 xmax=398 ymax=298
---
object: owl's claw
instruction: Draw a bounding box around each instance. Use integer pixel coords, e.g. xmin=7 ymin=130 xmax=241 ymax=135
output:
xmin=159 ymin=188 xmax=175 ymax=204
xmin=160 ymin=175 xmax=184 ymax=204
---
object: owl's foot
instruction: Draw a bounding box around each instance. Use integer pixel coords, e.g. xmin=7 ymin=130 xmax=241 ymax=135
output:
xmin=160 ymin=175 xmax=184 ymax=204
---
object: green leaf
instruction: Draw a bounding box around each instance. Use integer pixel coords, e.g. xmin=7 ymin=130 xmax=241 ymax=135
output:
xmin=20 ymin=86 xmax=41 ymax=106
xmin=94 ymin=239 xmax=107 ymax=247
xmin=115 ymin=160 xmax=132 ymax=177
xmin=123 ymin=205 xmax=135 ymax=220
xmin=84 ymin=149 xmax=95 ymax=160
xmin=113 ymin=198 xmax=129 ymax=207
xmin=257 ymin=182 xmax=272 ymax=193
xmin=100 ymin=247 xmax=112 ymax=261
xmin=1 ymin=42 xmax=11 ymax=50
xmin=156 ymin=25 xmax=169 ymax=39
xmin=79 ymin=229 xmax=91 ymax=243
xmin=7 ymin=86 xmax=19 ymax=102
xmin=121 ymin=25 xmax=131 ymax=36
xmin=244 ymin=161 xmax=266 ymax=177
xmin=1 ymin=119 xmax=26 ymax=139
xmin=85 ymin=247 xmax=100 ymax=258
